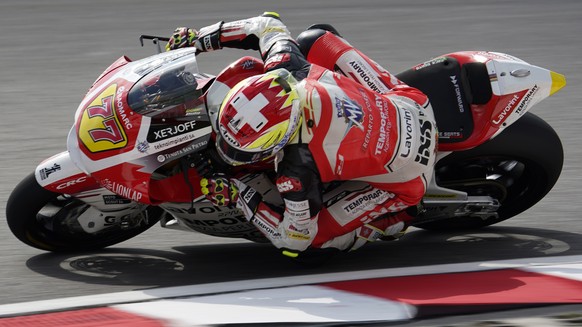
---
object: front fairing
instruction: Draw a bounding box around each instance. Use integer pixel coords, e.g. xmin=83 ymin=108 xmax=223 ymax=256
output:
xmin=68 ymin=48 xmax=214 ymax=204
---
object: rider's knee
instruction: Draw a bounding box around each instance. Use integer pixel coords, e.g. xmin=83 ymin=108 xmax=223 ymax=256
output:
xmin=296 ymin=24 xmax=341 ymax=57
xmin=296 ymin=28 xmax=327 ymax=57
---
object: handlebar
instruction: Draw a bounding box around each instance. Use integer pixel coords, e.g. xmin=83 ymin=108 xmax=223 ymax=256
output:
xmin=139 ymin=35 xmax=171 ymax=53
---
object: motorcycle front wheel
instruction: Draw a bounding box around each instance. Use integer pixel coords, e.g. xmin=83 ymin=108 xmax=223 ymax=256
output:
xmin=6 ymin=172 xmax=162 ymax=252
xmin=415 ymin=112 xmax=563 ymax=231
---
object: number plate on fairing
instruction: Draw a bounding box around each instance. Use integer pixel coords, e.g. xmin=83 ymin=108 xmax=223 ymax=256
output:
xmin=78 ymin=84 xmax=128 ymax=153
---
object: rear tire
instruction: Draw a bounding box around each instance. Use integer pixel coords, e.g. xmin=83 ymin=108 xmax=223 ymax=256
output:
xmin=6 ymin=173 xmax=161 ymax=252
xmin=415 ymin=113 xmax=563 ymax=230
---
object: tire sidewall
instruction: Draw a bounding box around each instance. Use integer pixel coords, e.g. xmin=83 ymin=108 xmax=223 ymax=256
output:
xmin=6 ymin=172 xmax=161 ymax=252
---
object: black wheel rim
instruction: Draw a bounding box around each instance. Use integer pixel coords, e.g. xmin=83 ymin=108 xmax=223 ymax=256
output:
xmin=435 ymin=155 xmax=544 ymax=218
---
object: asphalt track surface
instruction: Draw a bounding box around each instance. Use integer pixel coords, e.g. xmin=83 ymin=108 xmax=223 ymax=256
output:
xmin=0 ymin=0 xmax=581 ymax=325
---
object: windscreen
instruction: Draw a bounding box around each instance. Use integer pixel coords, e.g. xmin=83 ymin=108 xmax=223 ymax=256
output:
xmin=128 ymin=54 xmax=205 ymax=118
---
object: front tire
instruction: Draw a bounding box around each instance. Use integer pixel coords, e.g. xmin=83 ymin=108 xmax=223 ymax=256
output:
xmin=415 ymin=113 xmax=563 ymax=230
xmin=6 ymin=173 xmax=162 ymax=252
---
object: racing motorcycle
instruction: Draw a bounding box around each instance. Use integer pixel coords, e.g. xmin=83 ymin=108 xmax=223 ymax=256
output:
xmin=6 ymin=33 xmax=566 ymax=252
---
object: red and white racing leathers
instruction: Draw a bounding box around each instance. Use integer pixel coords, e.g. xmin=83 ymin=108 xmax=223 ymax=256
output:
xmin=199 ymin=13 xmax=437 ymax=253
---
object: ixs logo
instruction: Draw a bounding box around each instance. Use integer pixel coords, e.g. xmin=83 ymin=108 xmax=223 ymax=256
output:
xmin=276 ymin=176 xmax=302 ymax=193
xmin=78 ymin=84 xmax=128 ymax=153
xmin=415 ymin=118 xmax=434 ymax=166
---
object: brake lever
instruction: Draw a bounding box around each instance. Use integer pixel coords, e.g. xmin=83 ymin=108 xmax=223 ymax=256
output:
xmin=139 ymin=35 xmax=171 ymax=53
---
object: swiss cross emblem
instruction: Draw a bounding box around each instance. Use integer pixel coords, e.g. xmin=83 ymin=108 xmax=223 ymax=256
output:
xmin=227 ymin=92 xmax=269 ymax=133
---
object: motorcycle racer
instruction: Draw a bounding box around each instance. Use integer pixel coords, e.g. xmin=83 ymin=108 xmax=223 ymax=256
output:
xmin=166 ymin=12 xmax=437 ymax=258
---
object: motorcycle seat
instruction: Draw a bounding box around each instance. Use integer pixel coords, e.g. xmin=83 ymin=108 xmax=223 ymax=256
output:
xmin=396 ymin=57 xmax=492 ymax=144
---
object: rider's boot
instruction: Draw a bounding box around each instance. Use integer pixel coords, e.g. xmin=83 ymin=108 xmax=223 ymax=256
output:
xmin=348 ymin=210 xmax=414 ymax=251
xmin=314 ymin=207 xmax=416 ymax=253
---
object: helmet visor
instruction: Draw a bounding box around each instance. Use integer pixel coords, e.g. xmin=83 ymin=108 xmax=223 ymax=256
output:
xmin=216 ymin=132 xmax=274 ymax=166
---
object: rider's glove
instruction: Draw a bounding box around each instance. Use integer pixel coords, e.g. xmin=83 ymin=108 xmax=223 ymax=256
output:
xmin=230 ymin=178 xmax=262 ymax=217
xmin=200 ymin=174 xmax=239 ymax=207
xmin=166 ymin=22 xmax=223 ymax=53
xmin=194 ymin=22 xmax=223 ymax=52
xmin=166 ymin=27 xmax=199 ymax=51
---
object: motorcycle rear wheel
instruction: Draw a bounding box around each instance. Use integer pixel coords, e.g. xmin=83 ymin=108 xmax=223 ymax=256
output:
xmin=6 ymin=172 xmax=162 ymax=252
xmin=415 ymin=112 xmax=563 ymax=231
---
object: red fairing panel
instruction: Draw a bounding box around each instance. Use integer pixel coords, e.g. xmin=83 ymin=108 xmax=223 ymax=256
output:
xmin=43 ymin=172 xmax=100 ymax=194
xmin=437 ymin=51 xmax=534 ymax=151
xmin=90 ymin=164 xmax=147 ymax=202
xmin=91 ymin=56 xmax=132 ymax=87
